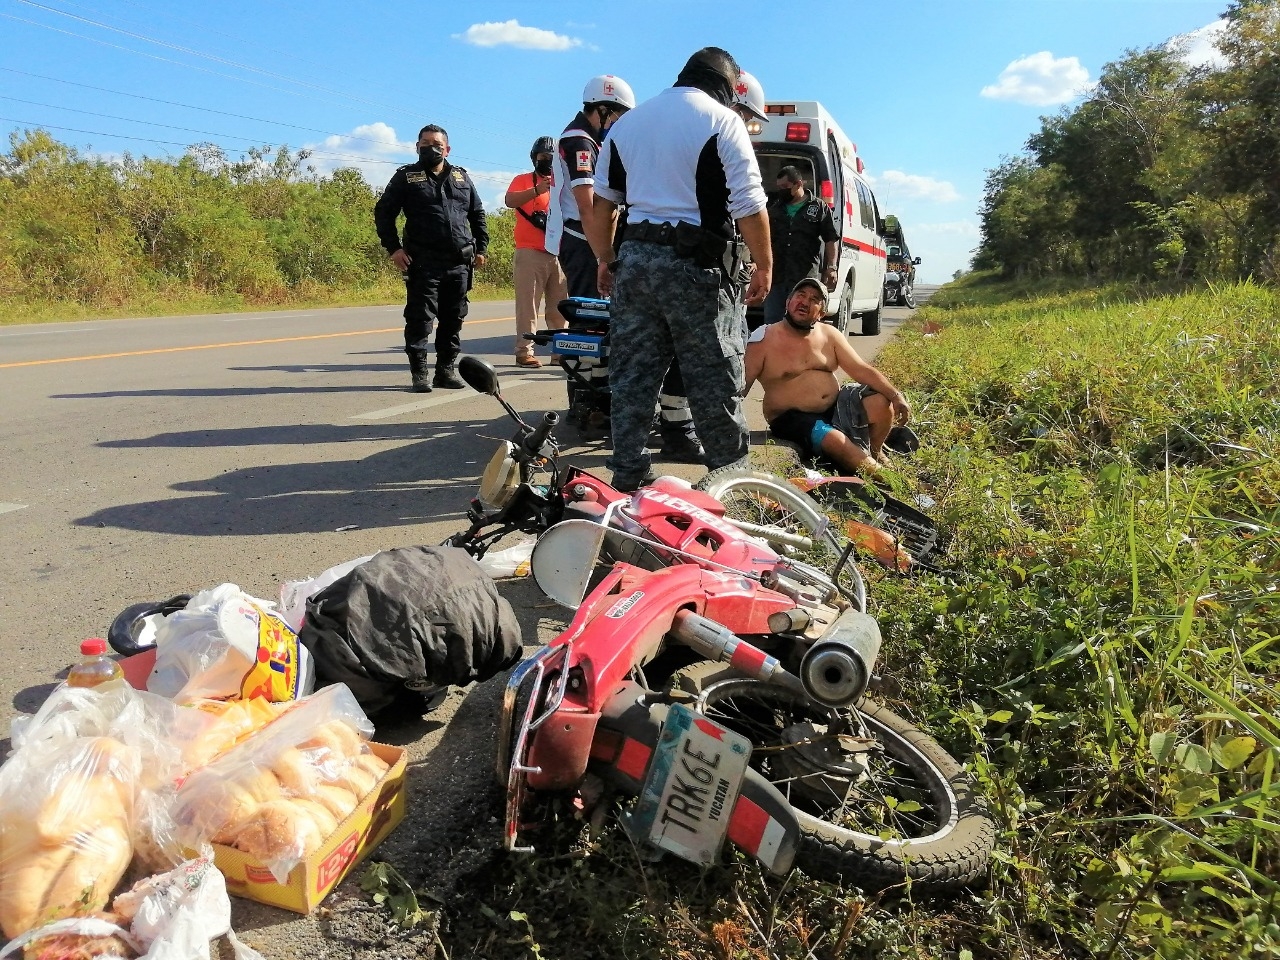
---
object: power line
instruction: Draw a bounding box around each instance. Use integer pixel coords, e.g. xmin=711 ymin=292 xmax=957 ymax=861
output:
xmin=0 ymin=67 xmax=516 ymax=169
xmin=8 ymin=0 xmax=520 ymax=146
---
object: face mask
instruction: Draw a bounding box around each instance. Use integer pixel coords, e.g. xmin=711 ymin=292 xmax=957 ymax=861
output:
xmin=534 ymin=158 xmax=553 ymax=176
xmin=418 ymin=145 xmax=444 ymax=167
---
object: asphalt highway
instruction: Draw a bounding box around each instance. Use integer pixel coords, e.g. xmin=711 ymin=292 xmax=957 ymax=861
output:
xmin=0 ymin=287 xmax=931 ymax=957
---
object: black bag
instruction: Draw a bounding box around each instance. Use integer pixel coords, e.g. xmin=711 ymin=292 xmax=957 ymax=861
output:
xmin=517 ymin=207 xmax=548 ymax=232
xmin=299 ymin=546 xmax=523 ymax=717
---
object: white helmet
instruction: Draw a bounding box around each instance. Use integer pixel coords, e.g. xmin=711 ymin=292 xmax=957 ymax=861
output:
xmin=733 ymin=70 xmax=768 ymax=122
xmin=582 ymin=74 xmax=636 ymax=111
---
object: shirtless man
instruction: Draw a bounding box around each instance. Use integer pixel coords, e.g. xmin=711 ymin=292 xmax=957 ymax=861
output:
xmin=744 ymin=278 xmax=910 ymax=472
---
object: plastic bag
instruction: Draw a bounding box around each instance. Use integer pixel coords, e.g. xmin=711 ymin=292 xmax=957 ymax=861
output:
xmin=1 ymin=859 xmax=267 ymax=960
xmin=171 ymin=684 xmax=386 ymax=883
xmin=148 ymin=584 xmax=314 ymax=704
xmin=477 ymin=539 xmax=535 ymax=578
xmin=278 ymin=555 xmax=375 ymax=632
xmin=0 ymin=735 xmax=139 ymax=938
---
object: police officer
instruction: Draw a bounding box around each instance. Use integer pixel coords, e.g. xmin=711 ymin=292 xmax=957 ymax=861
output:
xmin=587 ymin=48 xmax=772 ymax=491
xmin=762 ymin=165 xmax=839 ymax=327
xmin=374 ymin=124 xmax=488 ymax=392
xmin=548 ymin=76 xmax=703 ymax=462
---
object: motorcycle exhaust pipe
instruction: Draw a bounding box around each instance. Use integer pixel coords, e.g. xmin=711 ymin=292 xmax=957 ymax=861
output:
xmin=798 ymin=609 xmax=883 ymax=708
xmin=672 ymin=610 xmax=807 ymax=699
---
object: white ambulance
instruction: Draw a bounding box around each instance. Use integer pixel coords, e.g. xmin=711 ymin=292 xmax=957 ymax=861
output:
xmin=745 ymin=101 xmax=887 ymax=335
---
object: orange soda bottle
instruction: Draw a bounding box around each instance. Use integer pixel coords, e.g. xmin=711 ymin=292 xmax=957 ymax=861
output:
xmin=66 ymin=637 xmax=125 ymax=688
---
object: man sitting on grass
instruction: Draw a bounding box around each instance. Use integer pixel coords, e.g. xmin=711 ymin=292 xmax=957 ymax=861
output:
xmin=743 ymin=278 xmax=911 ymax=473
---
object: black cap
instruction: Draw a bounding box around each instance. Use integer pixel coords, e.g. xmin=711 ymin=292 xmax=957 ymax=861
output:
xmin=530 ymin=136 xmax=554 ymax=162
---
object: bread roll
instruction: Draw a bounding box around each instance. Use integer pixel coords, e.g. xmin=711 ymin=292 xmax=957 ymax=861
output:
xmin=332 ymin=762 xmax=376 ymax=799
xmin=312 ymin=784 xmax=358 ymax=821
xmin=273 ymin=747 xmax=320 ymax=796
xmin=297 ymin=720 xmax=364 ymax=761
xmin=233 ymin=799 xmax=325 ymax=864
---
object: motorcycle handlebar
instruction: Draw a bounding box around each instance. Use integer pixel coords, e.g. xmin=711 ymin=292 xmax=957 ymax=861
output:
xmin=521 ymin=411 xmax=559 ymax=458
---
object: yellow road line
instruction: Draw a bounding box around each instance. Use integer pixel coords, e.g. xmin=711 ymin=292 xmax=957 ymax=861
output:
xmin=0 ymin=315 xmax=516 ymax=369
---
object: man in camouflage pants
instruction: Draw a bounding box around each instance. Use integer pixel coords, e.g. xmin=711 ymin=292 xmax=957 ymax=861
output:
xmin=586 ymin=48 xmax=772 ymax=490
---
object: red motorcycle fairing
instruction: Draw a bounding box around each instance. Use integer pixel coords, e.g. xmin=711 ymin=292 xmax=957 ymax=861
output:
xmin=525 ymin=563 xmax=797 ymax=792
xmin=620 ymin=483 xmax=781 ymax=571
xmin=590 ymin=680 xmax=800 ymax=875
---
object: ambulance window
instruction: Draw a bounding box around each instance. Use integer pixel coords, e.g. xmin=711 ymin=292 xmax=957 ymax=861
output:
xmin=855 ymin=180 xmax=875 ymax=230
xmin=826 ymin=135 xmax=843 ymax=229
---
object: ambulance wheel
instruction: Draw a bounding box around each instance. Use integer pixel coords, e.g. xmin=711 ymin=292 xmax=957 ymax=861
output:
xmin=834 ymin=285 xmax=854 ymax=334
xmin=670 ymin=661 xmax=996 ymax=892
xmin=861 ymin=299 xmax=882 ymax=336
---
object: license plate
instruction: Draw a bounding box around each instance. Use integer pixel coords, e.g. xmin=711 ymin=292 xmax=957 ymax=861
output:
xmin=622 ymin=703 xmax=751 ymax=866
xmin=550 ymin=332 xmax=604 ymax=357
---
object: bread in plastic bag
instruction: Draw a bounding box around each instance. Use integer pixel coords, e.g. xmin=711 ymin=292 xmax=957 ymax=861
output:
xmin=171 ymin=684 xmax=386 ymax=882
xmin=0 ymin=736 xmax=137 ymax=939
xmin=147 ymin=584 xmax=314 ymax=704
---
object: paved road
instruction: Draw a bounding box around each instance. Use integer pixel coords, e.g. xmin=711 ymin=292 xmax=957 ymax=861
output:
xmin=0 ymin=285 xmax=932 ymax=957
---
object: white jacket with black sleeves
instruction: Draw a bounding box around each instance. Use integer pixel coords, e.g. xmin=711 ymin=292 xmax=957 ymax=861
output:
xmin=594 ymin=86 xmax=766 ymax=241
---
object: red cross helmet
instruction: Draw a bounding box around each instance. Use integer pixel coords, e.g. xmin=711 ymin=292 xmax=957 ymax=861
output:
xmin=582 ymin=75 xmax=636 ymax=111
xmin=732 ymin=70 xmax=768 ymax=122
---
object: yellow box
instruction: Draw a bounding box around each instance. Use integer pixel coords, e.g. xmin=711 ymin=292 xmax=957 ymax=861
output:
xmin=212 ymin=742 xmax=407 ymax=913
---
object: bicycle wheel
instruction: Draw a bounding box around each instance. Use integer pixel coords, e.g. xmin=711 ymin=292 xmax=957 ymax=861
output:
xmin=696 ymin=467 xmax=866 ymax=610
xmin=671 ymin=661 xmax=995 ymax=891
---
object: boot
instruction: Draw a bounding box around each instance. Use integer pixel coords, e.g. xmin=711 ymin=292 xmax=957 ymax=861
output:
xmin=408 ymin=353 xmax=432 ymax=393
xmin=659 ymin=430 xmax=705 ymax=464
xmin=432 ymin=361 xmax=465 ymax=390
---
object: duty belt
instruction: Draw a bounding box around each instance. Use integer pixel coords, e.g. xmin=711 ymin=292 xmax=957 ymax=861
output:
xmin=628 ymin=221 xmax=686 ymax=246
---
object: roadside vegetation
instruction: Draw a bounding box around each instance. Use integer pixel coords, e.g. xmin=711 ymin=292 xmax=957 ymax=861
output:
xmin=419 ymin=274 xmax=1278 ymax=959
xmin=0 ymin=132 xmax=516 ymax=324
xmin=976 ymin=0 xmax=1279 ymax=285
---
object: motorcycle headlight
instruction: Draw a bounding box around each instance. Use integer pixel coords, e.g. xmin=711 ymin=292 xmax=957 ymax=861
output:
xmin=884 ymin=271 xmax=900 ymax=282
xmin=478 ymin=441 xmax=520 ymax=510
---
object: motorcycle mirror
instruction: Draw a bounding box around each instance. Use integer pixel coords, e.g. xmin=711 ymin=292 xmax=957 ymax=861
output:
xmin=531 ymin=519 xmax=608 ymax=610
xmin=459 ymin=356 xmax=500 ymax=396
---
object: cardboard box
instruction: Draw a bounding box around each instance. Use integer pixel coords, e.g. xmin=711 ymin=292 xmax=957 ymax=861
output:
xmin=212 ymin=741 xmax=407 ymax=913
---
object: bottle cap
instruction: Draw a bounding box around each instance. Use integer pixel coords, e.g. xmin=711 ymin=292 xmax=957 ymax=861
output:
xmin=80 ymin=637 xmax=108 ymax=656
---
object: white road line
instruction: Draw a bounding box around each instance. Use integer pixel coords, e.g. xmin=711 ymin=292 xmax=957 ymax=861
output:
xmin=218 ymin=313 xmax=318 ymax=322
xmin=350 ymin=375 xmax=558 ymax=420
xmin=0 ymin=503 xmax=28 ymax=515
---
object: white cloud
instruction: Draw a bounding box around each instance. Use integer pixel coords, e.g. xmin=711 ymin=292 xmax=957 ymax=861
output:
xmin=1169 ymin=19 xmax=1229 ymax=70
xmin=305 ymin=122 xmax=413 ymax=186
xmin=981 ymin=52 xmax=1092 ymax=106
xmin=865 ymin=170 xmax=960 ymax=204
xmin=455 ymin=20 xmax=582 ymax=51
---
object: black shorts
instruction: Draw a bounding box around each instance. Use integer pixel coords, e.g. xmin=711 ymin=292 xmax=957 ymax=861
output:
xmin=768 ymin=383 xmax=876 ymax=461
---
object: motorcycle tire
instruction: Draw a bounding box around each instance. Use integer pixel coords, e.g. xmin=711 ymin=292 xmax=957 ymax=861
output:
xmin=669 ymin=661 xmax=996 ymax=892
xmin=695 ymin=468 xmax=866 ymax=611
xmin=107 ymin=595 xmax=191 ymax=656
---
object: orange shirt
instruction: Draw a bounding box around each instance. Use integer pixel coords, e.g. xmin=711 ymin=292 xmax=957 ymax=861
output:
xmin=508 ymin=171 xmax=551 ymax=251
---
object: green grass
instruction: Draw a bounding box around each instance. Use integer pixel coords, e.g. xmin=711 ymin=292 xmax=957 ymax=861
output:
xmin=0 ymin=282 xmax=515 ymax=325
xmin=413 ymin=276 xmax=1280 ymax=959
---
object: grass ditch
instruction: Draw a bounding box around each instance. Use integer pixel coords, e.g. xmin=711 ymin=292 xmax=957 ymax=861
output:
xmin=390 ymin=272 xmax=1278 ymax=958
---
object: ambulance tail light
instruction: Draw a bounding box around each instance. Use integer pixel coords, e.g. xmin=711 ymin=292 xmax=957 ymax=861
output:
xmin=820 ymin=180 xmax=835 ymax=207
xmin=785 ymin=122 xmax=812 ymax=143
xmin=856 ymin=157 xmax=865 ymax=174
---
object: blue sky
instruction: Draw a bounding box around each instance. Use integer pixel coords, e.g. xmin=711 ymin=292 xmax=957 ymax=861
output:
xmin=0 ymin=0 xmax=1228 ymax=283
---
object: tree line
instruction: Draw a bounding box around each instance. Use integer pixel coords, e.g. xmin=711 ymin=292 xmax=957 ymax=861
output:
xmin=0 ymin=131 xmax=517 ymax=310
xmin=974 ymin=0 xmax=1279 ymax=283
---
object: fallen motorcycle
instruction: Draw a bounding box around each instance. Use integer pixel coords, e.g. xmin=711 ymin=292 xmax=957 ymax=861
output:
xmin=448 ymin=357 xmax=996 ymax=890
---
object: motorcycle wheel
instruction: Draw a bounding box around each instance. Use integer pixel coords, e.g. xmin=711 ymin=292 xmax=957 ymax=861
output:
xmin=695 ymin=468 xmax=866 ymax=611
xmin=670 ymin=661 xmax=996 ymax=891
xmin=903 ymin=282 xmax=917 ymax=310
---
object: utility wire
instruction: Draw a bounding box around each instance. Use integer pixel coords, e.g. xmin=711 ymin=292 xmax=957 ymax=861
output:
xmin=1 ymin=66 xmax=519 ymax=168
xmin=9 ymin=0 xmax=517 ymax=145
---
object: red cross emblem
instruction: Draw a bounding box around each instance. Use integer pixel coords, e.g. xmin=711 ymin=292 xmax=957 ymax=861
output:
xmin=604 ymin=81 xmax=614 ymax=94
xmin=736 ymin=81 xmax=748 ymax=96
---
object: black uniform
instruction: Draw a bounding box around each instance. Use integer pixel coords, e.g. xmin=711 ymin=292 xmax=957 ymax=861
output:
xmin=762 ymin=189 xmax=839 ymax=326
xmin=374 ymin=161 xmax=488 ymax=373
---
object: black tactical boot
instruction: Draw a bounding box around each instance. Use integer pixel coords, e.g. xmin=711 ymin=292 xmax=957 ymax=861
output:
xmin=659 ymin=430 xmax=705 ymax=464
xmin=408 ymin=353 xmax=432 ymax=393
xmin=433 ymin=362 xmax=465 ymax=390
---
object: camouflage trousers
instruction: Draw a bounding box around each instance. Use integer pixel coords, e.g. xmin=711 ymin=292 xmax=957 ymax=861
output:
xmin=607 ymin=241 xmax=749 ymax=479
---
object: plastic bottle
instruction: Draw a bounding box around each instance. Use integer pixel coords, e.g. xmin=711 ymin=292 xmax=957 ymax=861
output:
xmin=66 ymin=637 xmax=125 ymax=688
